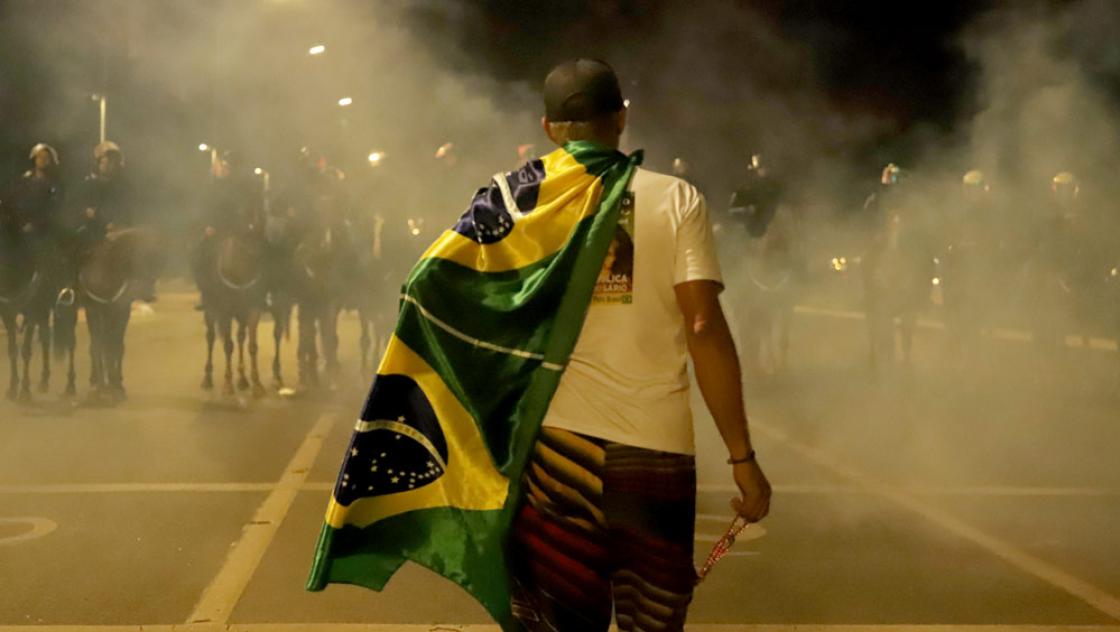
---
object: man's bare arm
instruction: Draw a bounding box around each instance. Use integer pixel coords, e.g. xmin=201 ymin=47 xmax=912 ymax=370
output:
xmin=675 ymin=280 xmax=771 ymax=522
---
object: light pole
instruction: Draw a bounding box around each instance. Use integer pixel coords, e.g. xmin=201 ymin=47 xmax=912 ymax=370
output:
xmin=92 ymin=93 xmax=107 ymax=143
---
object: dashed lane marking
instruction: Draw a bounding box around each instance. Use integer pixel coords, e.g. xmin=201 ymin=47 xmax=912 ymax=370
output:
xmin=751 ymin=420 xmax=1120 ymax=622
xmin=186 ymin=412 xmax=337 ymax=625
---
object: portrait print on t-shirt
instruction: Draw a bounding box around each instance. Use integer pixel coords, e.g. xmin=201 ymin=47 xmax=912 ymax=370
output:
xmin=593 ymin=192 xmax=635 ymax=305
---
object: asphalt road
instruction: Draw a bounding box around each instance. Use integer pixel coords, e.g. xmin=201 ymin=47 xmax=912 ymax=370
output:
xmin=1 ymin=287 xmax=1118 ymax=631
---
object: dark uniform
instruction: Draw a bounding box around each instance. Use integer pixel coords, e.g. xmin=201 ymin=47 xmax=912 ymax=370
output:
xmin=6 ymin=144 xmax=65 ymax=294
xmin=728 ymin=157 xmax=783 ymax=238
xmin=191 ymin=156 xmax=261 ymax=308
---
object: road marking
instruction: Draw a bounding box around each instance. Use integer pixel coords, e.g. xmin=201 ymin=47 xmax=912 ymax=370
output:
xmin=751 ymin=420 xmax=1120 ymax=622
xmin=2 ymin=625 xmax=1119 ymax=631
xmin=2 ymin=481 xmax=1116 ymax=498
xmin=793 ymin=305 xmax=1119 ymax=352
xmin=0 ymin=482 xmax=277 ymax=494
xmin=695 ymin=514 xmax=767 ymax=556
xmin=0 ymin=517 xmax=57 ymax=545
xmin=698 ymin=483 xmax=1120 ymax=497
xmin=187 ymin=412 xmax=337 ymax=625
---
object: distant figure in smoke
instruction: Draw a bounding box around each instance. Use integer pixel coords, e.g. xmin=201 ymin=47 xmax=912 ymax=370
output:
xmin=940 ymin=169 xmax=996 ymax=365
xmin=725 ymin=154 xmax=801 ymax=377
xmin=1027 ymin=171 xmax=1106 ymax=353
xmin=861 ymin=163 xmax=935 ymax=369
xmin=671 ymin=157 xmax=704 ymax=192
xmin=728 ymin=154 xmax=782 ymax=238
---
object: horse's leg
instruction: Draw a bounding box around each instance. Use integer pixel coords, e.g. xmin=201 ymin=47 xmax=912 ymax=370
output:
xmin=65 ymin=339 xmax=76 ymax=398
xmin=866 ymin=293 xmax=883 ymax=371
xmin=297 ymin=302 xmax=318 ymax=389
xmin=236 ymin=317 xmax=249 ymax=391
xmin=324 ymin=303 xmax=341 ymax=376
xmin=19 ymin=317 xmax=34 ymax=401
xmin=271 ymin=305 xmax=285 ymax=388
xmin=110 ymin=305 xmax=131 ymax=400
xmin=248 ymin=311 xmax=265 ymax=398
xmin=38 ymin=313 xmax=50 ymax=393
xmin=220 ymin=316 xmax=235 ymax=397
xmin=88 ymin=308 xmax=103 ymax=391
xmin=359 ymin=307 xmax=371 ymax=375
xmin=202 ymin=312 xmax=215 ymax=390
xmin=899 ymin=309 xmax=915 ymax=366
xmin=5 ymin=315 xmax=18 ymax=401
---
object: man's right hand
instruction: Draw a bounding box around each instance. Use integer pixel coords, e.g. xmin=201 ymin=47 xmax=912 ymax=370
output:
xmin=731 ymin=460 xmax=771 ymax=523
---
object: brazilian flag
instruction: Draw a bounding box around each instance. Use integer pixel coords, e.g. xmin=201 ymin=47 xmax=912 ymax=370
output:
xmin=306 ymin=141 xmax=642 ymax=628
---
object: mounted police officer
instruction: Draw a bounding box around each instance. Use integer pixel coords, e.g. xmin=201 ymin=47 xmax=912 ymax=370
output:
xmin=191 ymin=149 xmax=259 ymax=311
xmin=7 ymin=143 xmax=65 ymax=298
xmin=71 ymin=141 xmax=156 ymax=303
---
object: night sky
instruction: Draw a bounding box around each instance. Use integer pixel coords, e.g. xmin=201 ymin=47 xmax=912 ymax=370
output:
xmin=0 ymin=0 xmax=1100 ymax=212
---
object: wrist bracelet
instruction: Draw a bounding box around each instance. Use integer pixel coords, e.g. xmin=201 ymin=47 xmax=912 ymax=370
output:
xmin=727 ymin=450 xmax=756 ymax=465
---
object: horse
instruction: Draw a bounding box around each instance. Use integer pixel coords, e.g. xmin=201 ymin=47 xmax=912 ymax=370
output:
xmin=200 ymin=229 xmax=268 ymax=399
xmin=738 ymin=206 xmax=803 ymax=378
xmin=294 ymin=220 xmax=353 ymax=391
xmin=861 ymin=209 xmax=936 ymax=369
xmin=0 ymin=228 xmax=53 ymax=402
xmin=73 ymin=227 xmax=162 ymax=403
xmin=261 ymin=210 xmax=301 ymax=391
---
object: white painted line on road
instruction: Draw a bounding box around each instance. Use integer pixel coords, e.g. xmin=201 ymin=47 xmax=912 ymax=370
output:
xmin=793 ymin=305 xmax=1119 ymax=352
xmin=698 ymin=483 xmax=1120 ymax=497
xmin=3 ymin=481 xmax=1115 ymax=498
xmin=751 ymin=420 xmax=1120 ymax=622
xmin=0 ymin=517 xmax=57 ymax=545
xmin=0 ymin=482 xmax=277 ymax=494
xmin=3 ymin=624 xmax=1120 ymax=631
xmin=187 ymin=412 xmax=337 ymax=625
xmin=794 ymin=305 xmax=866 ymax=321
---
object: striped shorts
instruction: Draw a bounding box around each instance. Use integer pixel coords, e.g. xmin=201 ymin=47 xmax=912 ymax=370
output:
xmin=510 ymin=426 xmax=697 ymax=632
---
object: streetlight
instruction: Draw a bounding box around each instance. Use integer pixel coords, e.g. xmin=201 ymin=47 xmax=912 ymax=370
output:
xmin=337 ymin=97 xmax=353 ymax=107
xmin=308 ymin=44 xmax=326 ymax=56
xmin=198 ymin=143 xmax=210 ymax=152
xmin=367 ymin=151 xmax=385 ymax=166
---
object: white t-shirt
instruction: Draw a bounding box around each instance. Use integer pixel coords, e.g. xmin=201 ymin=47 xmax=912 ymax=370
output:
xmin=543 ymin=167 xmax=723 ymax=455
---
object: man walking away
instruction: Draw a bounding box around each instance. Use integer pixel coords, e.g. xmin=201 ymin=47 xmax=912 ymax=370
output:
xmin=511 ymin=58 xmax=771 ymax=632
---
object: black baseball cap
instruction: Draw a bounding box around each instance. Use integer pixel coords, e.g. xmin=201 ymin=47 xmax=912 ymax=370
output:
xmin=543 ymin=59 xmax=625 ymax=122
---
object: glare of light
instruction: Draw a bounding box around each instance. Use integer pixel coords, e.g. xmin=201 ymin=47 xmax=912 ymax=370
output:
xmin=254 ymin=167 xmax=263 ymax=175
xmin=623 ymin=99 xmax=631 ymax=108
xmin=1112 ymin=268 xmax=1119 ymax=277
xmin=932 ymin=277 xmax=941 ymax=286
xmin=308 ymin=44 xmax=326 ymax=56
xmin=435 ymin=142 xmax=453 ymax=159
xmin=337 ymin=97 xmax=353 ymax=107
xmin=830 ymin=257 xmax=848 ymax=273
xmin=91 ymin=93 xmax=103 ymax=102
xmin=198 ymin=143 xmax=210 ymax=152
xmin=367 ymin=151 xmax=384 ymax=166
